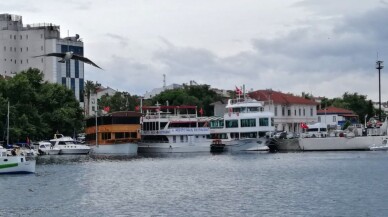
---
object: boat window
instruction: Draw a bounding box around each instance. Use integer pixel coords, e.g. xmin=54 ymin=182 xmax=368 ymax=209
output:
xmin=4 ymin=159 xmax=8 ymax=161
xmin=230 ymin=133 xmax=239 ymax=139
xmin=59 ymin=141 xmax=66 ymax=145
xmin=40 ymin=145 xmax=45 ymax=148
xmin=102 ymin=133 xmax=111 ymax=140
xmin=173 ymin=136 xmax=176 ymax=143
xmin=240 ymin=132 xmax=257 ymax=138
xmin=241 ymin=119 xmax=256 ymax=127
xmin=115 ymin=132 xmax=125 ymax=139
xmin=180 ymin=135 xmax=184 ymax=142
xmin=21 ymin=158 xmax=23 ymax=162
xmin=210 ymin=120 xmax=224 ymax=129
xmin=259 ymin=118 xmax=269 ymax=126
xmin=225 ymin=120 xmax=238 ymax=128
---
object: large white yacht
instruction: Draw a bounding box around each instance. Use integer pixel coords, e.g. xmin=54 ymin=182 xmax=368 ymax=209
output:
xmin=208 ymin=97 xmax=275 ymax=152
xmin=139 ymin=105 xmax=211 ymax=153
xmin=49 ymin=134 xmax=90 ymax=155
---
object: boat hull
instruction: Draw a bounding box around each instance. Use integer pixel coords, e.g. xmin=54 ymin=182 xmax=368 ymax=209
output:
xmin=138 ymin=141 xmax=211 ymax=153
xmin=224 ymin=138 xmax=269 ymax=152
xmin=90 ymin=143 xmax=138 ymax=156
xmin=59 ymin=148 xmax=90 ymax=155
xmin=0 ymin=158 xmax=36 ymax=174
xmin=299 ymin=136 xmax=388 ymax=151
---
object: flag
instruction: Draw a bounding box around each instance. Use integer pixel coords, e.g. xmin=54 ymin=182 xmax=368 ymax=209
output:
xmin=235 ymin=86 xmax=242 ymax=95
xmin=135 ymin=105 xmax=140 ymax=111
xmin=199 ymin=107 xmax=204 ymax=116
xmin=103 ymin=106 xmax=110 ymax=113
xmin=301 ymin=122 xmax=308 ymax=129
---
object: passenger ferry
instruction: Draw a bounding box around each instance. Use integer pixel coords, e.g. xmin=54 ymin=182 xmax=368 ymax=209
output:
xmin=85 ymin=111 xmax=141 ymax=156
xmin=139 ymin=105 xmax=211 ymax=153
xmin=208 ymin=97 xmax=275 ymax=152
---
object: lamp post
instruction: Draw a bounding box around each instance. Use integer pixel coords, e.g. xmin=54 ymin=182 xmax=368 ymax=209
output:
xmin=376 ymin=60 xmax=384 ymax=121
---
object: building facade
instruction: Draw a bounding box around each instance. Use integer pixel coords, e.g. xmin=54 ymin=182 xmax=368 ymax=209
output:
xmin=0 ymin=14 xmax=84 ymax=104
xmin=317 ymin=106 xmax=358 ymax=128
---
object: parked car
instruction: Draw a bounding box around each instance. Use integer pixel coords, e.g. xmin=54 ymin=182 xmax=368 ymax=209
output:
xmin=274 ymin=131 xmax=287 ymax=139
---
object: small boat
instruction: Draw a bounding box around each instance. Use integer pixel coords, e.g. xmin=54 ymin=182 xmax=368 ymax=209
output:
xmin=50 ymin=134 xmax=90 ymax=155
xmin=0 ymin=146 xmax=35 ymax=174
xmin=34 ymin=141 xmax=60 ymax=155
xmin=210 ymin=139 xmax=225 ymax=153
xmin=370 ymin=139 xmax=388 ymax=151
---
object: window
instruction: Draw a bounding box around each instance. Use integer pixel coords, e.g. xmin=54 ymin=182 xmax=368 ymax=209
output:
xmin=333 ymin=116 xmax=336 ymax=122
xmin=282 ymin=106 xmax=285 ymax=116
xmin=20 ymin=48 xmax=22 ymax=52
xmin=274 ymin=106 xmax=278 ymax=116
xmin=3 ymin=46 xmax=5 ymax=51
xmin=310 ymin=107 xmax=313 ymax=116
xmin=13 ymin=47 xmax=15 ymax=52
xmin=102 ymin=133 xmax=111 ymax=140
xmin=20 ymin=35 xmax=22 ymax=40
xmin=318 ymin=117 xmax=321 ymax=122
xmin=299 ymin=108 xmax=301 ymax=116
xmin=20 ymin=60 xmax=22 ymax=64
xmin=27 ymin=59 xmax=29 ymax=64
xmin=294 ymin=110 xmax=296 ymax=116
xmin=241 ymin=119 xmax=256 ymax=127
xmin=303 ymin=108 xmax=306 ymax=116
xmin=26 ymin=47 xmax=28 ymax=52
xmin=26 ymin=34 xmax=28 ymax=39
xmin=259 ymin=118 xmax=269 ymax=126
xmin=225 ymin=120 xmax=238 ymax=128
xmin=115 ymin=132 xmax=125 ymax=139
xmin=41 ymin=46 xmax=43 ymax=51
xmin=287 ymin=109 xmax=291 ymax=116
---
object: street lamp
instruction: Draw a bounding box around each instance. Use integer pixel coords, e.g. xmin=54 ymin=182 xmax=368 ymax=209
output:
xmin=376 ymin=60 xmax=384 ymax=121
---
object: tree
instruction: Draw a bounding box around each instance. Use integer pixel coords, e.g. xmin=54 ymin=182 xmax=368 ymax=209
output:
xmin=150 ymin=84 xmax=222 ymax=116
xmin=0 ymin=68 xmax=84 ymax=143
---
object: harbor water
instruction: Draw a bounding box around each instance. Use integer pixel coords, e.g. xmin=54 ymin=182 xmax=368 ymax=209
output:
xmin=2 ymin=151 xmax=388 ymax=217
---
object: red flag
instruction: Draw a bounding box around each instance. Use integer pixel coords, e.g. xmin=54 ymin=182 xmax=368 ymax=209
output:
xmin=199 ymin=108 xmax=204 ymax=116
xmin=104 ymin=106 xmax=110 ymax=112
xmin=135 ymin=105 xmax=140 ymax=111
xmin=301 ymin=122 xmax=308 ymax=129
xmin=235 ymin=86 xmax=242 ymax=95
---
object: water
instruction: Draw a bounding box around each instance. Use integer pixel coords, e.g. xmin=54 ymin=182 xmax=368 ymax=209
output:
xmin=2 ymin=151 xmax=388 ymax=217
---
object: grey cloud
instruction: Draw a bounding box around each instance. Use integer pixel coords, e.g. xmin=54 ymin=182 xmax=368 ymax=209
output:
xmin=105 ymin=33 xmax=129 ymax=48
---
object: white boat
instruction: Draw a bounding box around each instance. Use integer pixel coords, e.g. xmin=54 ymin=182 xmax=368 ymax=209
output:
xmin=49 ymin=134 xmax=90 ymax=155
xmin=35 ymin=141 xmax=60 ymax=155
xmin=85 ymin=111 xmax=140 ymax=156
xmin=370 ymin=138 xmax=388 ymax=151
xmin=0 ymin=146 xmax=35 ymax=174
xmin=208 ymin=97 xmax=275 ymax=152
xmin=271 ymin=120 xmax=388 ymax=152
xmin=139 ymin=105 xmax=211 ymax=153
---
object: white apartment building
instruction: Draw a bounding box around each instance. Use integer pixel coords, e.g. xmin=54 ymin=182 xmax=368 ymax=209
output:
xmin=144 ymin=83 xmax=182 ymax=99
xmin=0 ymin=14 xmax=85 ymax=104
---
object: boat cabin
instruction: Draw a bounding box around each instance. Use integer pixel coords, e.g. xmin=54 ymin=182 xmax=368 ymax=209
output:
xmin=85 ymin=111 xmax=142 ymax=145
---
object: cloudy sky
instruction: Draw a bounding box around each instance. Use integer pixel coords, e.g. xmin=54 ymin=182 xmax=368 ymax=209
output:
xmin=3 ymin=0 xmax=388 ymax=101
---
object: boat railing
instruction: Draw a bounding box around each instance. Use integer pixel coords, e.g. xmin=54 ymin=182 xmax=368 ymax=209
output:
xmin=143 ymin=114 xmax=197 ymax=120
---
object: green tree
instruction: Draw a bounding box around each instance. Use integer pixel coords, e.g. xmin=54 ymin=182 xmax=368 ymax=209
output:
xmin=0 ymin=68 xmax=84 ymax=143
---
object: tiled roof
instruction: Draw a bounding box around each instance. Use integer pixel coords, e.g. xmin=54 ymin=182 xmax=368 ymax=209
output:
xmin=317 ymin=106 xmax=356 ymax=115
xmin=248 ymin=90 xmax=318 ymax=105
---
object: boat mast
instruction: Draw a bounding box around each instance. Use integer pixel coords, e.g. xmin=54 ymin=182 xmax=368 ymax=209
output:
xmin=6 ymin=101 xmax=9 ymax=145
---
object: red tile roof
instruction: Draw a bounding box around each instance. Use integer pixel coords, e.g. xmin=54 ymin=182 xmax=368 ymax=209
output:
xmin=317 ymin=106 xmax=356 ymax=115
xmin=248 ymin=90 xmax=318 ymax=105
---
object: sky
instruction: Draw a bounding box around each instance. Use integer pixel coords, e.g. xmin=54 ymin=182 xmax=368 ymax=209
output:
xmin=2 ymin=0 xmax=388 ymax=101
